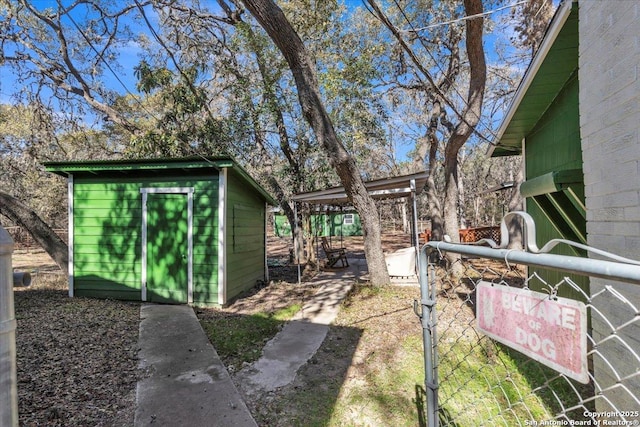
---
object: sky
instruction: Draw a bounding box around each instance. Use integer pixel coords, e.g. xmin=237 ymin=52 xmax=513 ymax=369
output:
xmin=0 ymin=0 xmax=549 ymax=162
xmin=0 ymin=0 xmax=532 ymax=95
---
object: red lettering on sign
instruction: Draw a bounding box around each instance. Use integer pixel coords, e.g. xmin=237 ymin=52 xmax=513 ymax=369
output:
xmin=477 ymin=282 xmax=588 ymax=384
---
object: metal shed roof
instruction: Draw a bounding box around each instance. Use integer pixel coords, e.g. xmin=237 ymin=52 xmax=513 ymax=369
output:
xmin=43 ymin=156 xmax=277 ymax=205
xmin=43 ymin=156 xmax=235 ymax=173
xmin=489 ymin=0 xmax=578 ymax=157
xmin=292 ymin=171 xmax=429 ymax=205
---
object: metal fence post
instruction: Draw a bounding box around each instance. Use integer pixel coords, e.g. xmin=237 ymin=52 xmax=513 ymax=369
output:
xmin=0 ymin=226 xmax=18 ymax=427
xmin=420 ymin=232 xmax=640 ymax=425
xmin=417 ymin=247 xmax=438 ymax=426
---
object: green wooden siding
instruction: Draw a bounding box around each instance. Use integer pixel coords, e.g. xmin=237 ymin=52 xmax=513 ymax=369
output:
xmin=72 ymin=175 xmax=220 ymax=304
xmin=146 ymin=193 xmax=189 ymax=303
xmin=274 ymin=213 xmax=362 ymax=237
xmin=46 ymin=157 xmax=274 ymax=306
xmin=274 ymin=214 xmax=292 ymax=237
xmin=225 ymin=170 xmax=266 ymax=301
xmin=328 ymin=213 xmax=362 ymax=236
xmin=526 ymin=75 xmax=582 ymax=177
xmin=73 ymin=181 xmax=142 ymax=300
xmin=524 ymin=75 xmax=588 ymax=301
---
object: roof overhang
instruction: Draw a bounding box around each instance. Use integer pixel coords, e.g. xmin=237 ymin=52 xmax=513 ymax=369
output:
xmin=43 ymin=156 xmax=277 ymax=205
xmin=43 ymin=156 xmax=235 ymax=175
xmin=292 ymin=172 xmax=429 ymax=205
xmin=489 ymin=0 xmax=578 ymax=157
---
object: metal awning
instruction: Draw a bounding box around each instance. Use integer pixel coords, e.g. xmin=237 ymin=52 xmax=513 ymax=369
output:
xmin=519 ymin=169 xmax=582 ymax=199
xmin=292 ymin=172 xmax=429 ymax=205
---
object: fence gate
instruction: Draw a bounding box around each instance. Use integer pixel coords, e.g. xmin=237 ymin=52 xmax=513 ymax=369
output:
xmin=416 ymin=212 xmax=640 ymax=426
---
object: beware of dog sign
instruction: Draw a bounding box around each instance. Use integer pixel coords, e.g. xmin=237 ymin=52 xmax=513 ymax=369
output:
xmin=476 ymin=281 xmax=589 ymax=383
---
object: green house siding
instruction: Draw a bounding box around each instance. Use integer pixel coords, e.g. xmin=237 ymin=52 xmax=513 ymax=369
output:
xmin=73 ymin=181 xmax=143 ymax=300
xmin=225 ymin=170 xmax=267 ymax=302
xmin=489 ymin=2 xmax=587 ymax=301
xmin=191 ymin=179 xmax=220 ymax=306
xmin=523 ymin=72 xmax=588 ymax=301
xmin=328 ymin=213 xmax=362 ymax=236
xmin=274 ymin=214 xmax=292 ymax=237
xmin=526 ymin=75 xmax=581 ymax=178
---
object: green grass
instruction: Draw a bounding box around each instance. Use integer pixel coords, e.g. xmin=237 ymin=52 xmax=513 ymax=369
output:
xmin=330 ymin=336 xmax=426 ymax=426
xmin=498 ymin=345 xmax=595 ymax=421
xmin=434 ymin=334 xmax=596 ymax=426
xmin=435 ymin=336 xmax=545 ymax=425
xmin=199 ymin=284 xmax=590 ymax=426
xmin=324 ymin=286 xmax=428 ymax=426
xmin=295 ymin=285 xmax=579 ymax=426
xmin=199 ymin=304 xmax=301 ymax=371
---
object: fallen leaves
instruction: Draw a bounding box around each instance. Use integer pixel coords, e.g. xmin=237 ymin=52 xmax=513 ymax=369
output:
xmin=14 ymin=277 xmax=141 ymax=427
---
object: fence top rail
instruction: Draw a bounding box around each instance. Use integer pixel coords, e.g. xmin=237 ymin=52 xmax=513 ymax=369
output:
xmin=421 ymin=211 xmax=640 ymax=286
xmin=422 ymin=240 xmax=640 ymax=286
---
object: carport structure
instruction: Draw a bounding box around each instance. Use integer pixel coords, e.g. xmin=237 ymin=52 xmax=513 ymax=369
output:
xmin=291 ymin=172 xmax=429 ymax=282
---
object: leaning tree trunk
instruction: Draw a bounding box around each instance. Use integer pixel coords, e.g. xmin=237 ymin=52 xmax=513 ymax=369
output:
xmin=0 ymin=191 xmax=68 ymax=275
xmin=242 ymin=0 xmax=390 ymax=284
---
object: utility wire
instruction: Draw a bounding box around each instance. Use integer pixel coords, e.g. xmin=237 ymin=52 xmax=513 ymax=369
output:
xmin=393 ymin=0 xmax=499 ymax=143
xmin=132 ymin=0 xmax=234 ymax=165
xmin=67 ymin=3 xmax=224 ymax=164
xmin=366 ymin=0 xmax=497 ymax=146
xmin=365 ymin=0 xmax=547 ymax=148
xmin=401 ymin=1 xmax=528 ymax=33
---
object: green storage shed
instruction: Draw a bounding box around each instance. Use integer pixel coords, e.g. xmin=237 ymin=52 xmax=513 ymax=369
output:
xmin=44 ymin=157 xmax=275 ymax=306
xmin=273 ymin=211 xmax=362 ymax=237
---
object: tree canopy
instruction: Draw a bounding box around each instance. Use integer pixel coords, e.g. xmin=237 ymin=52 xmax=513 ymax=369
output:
xmin=0 ymin=0 xmax=553 ymax=278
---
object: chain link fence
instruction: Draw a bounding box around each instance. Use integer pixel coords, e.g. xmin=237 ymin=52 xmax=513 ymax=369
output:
xmin=416 ymin=214 xmax=640 ymax=426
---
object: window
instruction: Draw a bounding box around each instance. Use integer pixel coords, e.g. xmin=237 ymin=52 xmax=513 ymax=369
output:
xmin=343 ymin=214 xmax=354 ymax=225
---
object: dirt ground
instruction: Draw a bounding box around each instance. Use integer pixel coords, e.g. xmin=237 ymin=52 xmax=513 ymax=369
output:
xmin=10 ymin=233 xmax=419 ymax=426
xmin=13 ymin=278 xmax=140 ymax=426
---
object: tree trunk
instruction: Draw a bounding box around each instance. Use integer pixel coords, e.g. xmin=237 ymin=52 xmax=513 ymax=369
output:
xmin=423 ymin=100 xmax=444 ymax=241
xmin=400 ymin=202 xmax=408 ymax=234
xmin=442 ymin=0 xmax=486 ymax=275
xmin=278 ymin=201 xmax=305 ymax=263
xmin=443 ymin=159 xmax=462 ymax=243
xmin=242 ymin=0 xmax=390 ymax=284
xmin=426 ymin=136 xmax=444 ymax=241
xmin=507 ymin=167 xmax=524 ymax=249
xmin=0 ymin=191 xmax=68 ymax=275
xmin=458 ymin=154 xmax=467 ymax=229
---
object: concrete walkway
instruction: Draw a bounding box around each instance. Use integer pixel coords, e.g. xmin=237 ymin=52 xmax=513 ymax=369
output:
xmin=134 ymin=260 xmax=365 ymax=426
xmin=134 ymin=305 xmax=257 ymax=427
xmin=235 ymin=261 xmax=363 ymax=396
